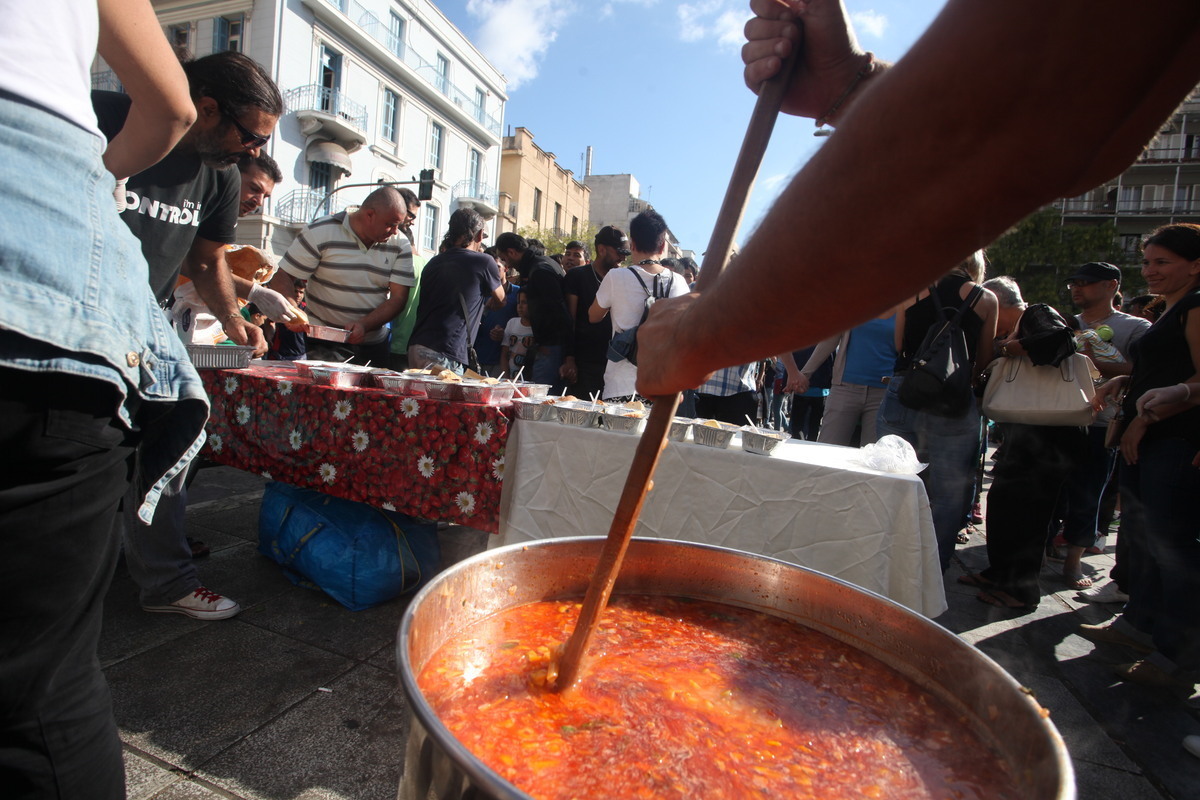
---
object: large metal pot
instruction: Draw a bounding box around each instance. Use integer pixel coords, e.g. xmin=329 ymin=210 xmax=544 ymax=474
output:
xmin=397 ymin=538 xmax=1075 ymax=800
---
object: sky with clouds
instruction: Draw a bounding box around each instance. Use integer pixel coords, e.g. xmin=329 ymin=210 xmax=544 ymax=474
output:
xmin=436 ymin=0 xmax=945 ymax=253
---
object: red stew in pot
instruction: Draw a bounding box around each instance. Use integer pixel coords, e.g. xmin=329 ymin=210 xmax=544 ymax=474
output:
xmin=417 ymin=596 xmax=1022 ymax=800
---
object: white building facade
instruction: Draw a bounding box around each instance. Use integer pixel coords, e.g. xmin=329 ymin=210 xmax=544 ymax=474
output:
xmin=96 ymin=0 xmax=508 ymax=260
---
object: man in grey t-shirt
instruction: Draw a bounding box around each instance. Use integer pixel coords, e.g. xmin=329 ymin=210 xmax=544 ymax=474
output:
xmin=1061 ymin=262 xmax=1149 ymax=600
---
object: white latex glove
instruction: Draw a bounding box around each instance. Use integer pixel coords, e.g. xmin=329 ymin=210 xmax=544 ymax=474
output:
xmin=248 ymin=282 xmax=296 ymax=323
xmin=114 ymin=177 xmax=129 ymax=212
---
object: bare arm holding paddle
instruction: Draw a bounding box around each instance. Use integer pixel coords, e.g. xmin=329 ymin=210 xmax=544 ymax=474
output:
xmin=636 ymin=0 xmax=1200 ymax=398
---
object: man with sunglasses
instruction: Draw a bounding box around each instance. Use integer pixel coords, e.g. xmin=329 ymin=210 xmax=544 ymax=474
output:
xmin=91 ymin=51 xmax=284 ymax=620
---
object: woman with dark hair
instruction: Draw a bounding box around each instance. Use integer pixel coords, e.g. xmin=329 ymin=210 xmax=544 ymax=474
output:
xmin=1085 ymin=223 xmax=1200 ymax=691
xmin=407 ymin=208 xmax=505 ymax=372
xmin=876 ymin=251 xmax=999 ymax=572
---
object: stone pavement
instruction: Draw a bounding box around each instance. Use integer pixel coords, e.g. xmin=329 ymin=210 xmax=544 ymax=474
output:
xmin=101 ymin=465 xmax=1200 ymax=799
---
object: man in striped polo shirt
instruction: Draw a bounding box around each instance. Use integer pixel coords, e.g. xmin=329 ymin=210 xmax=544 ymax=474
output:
xmin=272 ymin=186 xmax=420 ymax=364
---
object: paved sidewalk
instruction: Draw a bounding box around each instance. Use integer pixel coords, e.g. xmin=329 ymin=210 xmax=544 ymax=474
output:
xmin=101 ymin=466 xmax=1200 ymax=799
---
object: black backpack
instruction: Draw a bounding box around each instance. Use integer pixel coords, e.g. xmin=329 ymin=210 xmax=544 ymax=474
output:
xmin=897 ymin=284 xmax=983 ymax=417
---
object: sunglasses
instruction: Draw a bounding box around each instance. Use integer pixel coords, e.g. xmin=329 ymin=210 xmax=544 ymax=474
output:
xmin=220 ymin=105 xmax=271 ymax=149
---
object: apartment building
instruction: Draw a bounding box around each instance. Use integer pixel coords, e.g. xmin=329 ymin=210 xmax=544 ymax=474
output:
xmin=94 ymin=0 xmax=507 ymax=260
xmin=1055 ymin=85 xmax=1200 ymax=256
xmin=496 ymin=127 xmax=590 ymax=240
xmin=583 ymin=172 xmax=682 ymax=259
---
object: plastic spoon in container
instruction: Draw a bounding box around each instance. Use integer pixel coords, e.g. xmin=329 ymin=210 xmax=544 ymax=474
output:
xmin=551 ymin=42 xmax=804 ymax=692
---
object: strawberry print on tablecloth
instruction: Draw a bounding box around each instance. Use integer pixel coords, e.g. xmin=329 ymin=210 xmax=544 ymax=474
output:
xmin=200 ymin=364 xmax=512 ymax=532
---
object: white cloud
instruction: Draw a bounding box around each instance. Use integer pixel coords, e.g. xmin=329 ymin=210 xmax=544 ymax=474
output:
xmin=678 ymin=0 xmax=748 ymax=50
xmin=850 ymin=10 xmax=888 ymax=39
xmin=466 ymin=0 xmax=573 ymax=89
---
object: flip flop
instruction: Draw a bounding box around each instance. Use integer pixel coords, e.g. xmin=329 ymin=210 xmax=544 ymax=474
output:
xmin=1063 ymin=571 xmax=1093 ymax=590
xmin=976 ymin=588 xmax=1034 ymax=612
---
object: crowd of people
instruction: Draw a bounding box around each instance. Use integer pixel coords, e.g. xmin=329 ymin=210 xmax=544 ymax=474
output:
xmin=3 ymin=0 xmax=1200 ymax=795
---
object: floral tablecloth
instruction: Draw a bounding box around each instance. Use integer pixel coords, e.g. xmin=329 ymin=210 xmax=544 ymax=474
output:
xmin=200 ymin=364 xmax=511 ymax=532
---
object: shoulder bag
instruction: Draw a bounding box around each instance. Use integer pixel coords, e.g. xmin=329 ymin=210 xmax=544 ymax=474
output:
xmin=981 ymin=353 xmax=1097 ymax=426
xmin=897 ymin=284 xmax=983 ymax=417
xmin=607 ymin=269 xmax=674 ymax=366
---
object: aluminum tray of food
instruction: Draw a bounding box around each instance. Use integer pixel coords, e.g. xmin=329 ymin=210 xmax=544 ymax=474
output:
xmin=691 ymin=419 xmax=739 ymax=449
xmin=741 ymin=426 xmax=787 ymax=455
xmin=512 ymin=382 xmax=551 ymax=399
xmin=668 ymin=417 xmax=694 ymax=443
xmin=511 ymin=398 xmax=559 ymax=422
xmin=305 ymin=324 xmax=352 ymax=343
xmin=185 ymin=344 xmax=257 ymax=370
xmin=556 ymin=400 xmax=604 ymax=428
xmin=460 ymin=381 xmax=516 ymax=406
xmin=308 ymin=366 xmax=369 ymax=388
xmin=373 ymin=371 xmax=406 ymax=392
xmin=602 ymin=405 xmax=648 ymax=435
xmin=424 ymin=379 xmax=464 ymax=401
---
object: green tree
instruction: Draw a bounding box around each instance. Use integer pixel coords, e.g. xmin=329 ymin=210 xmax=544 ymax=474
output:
xmin=984 ymin=208 xmax=1140 ymax=309
xmin=516 ymin=222 xmax=600 ymax=258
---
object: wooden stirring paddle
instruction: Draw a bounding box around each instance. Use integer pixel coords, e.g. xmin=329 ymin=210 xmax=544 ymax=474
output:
xmin=551 ymin=45 xmax=805 ymax=691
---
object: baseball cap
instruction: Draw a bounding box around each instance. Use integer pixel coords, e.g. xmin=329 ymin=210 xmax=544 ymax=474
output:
xmin=595 ymin=225 xmax=631 ymax=255
xmin=1067 ymin=262 xmax=1121 ymax=284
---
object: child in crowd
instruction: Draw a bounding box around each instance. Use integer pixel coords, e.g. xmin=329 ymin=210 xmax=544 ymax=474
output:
xmin=500 ymin=291 xmax=536 ymax=378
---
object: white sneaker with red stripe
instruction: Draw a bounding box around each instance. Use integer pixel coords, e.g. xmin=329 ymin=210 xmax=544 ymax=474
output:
xmin=143 ymin=587 xmax=241 ymax=620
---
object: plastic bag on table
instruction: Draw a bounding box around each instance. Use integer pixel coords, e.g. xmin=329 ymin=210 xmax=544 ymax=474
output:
xmin=850 ymin=434 xmax=928 ymax=474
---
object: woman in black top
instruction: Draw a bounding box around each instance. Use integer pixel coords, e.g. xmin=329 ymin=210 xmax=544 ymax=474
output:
xmin=876 ymin=252 xmax=998 ymax=572
xmin=1091 ymin=223 xmax=1200 ymax=691
xmin=407 ymin=208 xmax=505 ymax=372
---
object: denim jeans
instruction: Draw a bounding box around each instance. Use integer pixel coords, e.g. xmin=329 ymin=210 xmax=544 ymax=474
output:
xmin=1120 ymin=436 xmax=1200 ymax=671
xmin=877 ymin=375 xmax=984 ymax=571
xmin=530 ymin=345 xmax=564 ymax=392
xmin=1060 ymin=426 xmax=1117 ymax=548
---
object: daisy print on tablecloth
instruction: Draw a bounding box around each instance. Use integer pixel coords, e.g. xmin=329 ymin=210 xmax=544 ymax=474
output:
xmin=289 ymin=429 xmax=304 ymax=451
xmin=279 ymin=380 xmax=293 ymax=396
xmin=208 ymin=434 xmax=223 ymax=454
xmin=491 ymin=455 xmax=505 ymax=481
xmin=455 ymin=491 xmax=476 ymax=515
xmin=381 ymin=502 xmax=396 ymax=511
xmin=417 ymin=455 xmax=436 ymax=479
xmin=351 ymin=430 xmax=369 ymax=453
xmin=333 ymin=399 xmax=352 ymax=421
xmin=261 ymin=471 xmax=272 ymax=480
xmin=224 ymin=376 xmax=238 ymax=393
xmin=235 ymin=404 xmax=251 ymax=425
xmin=401 ymin=397 xmax=421 ymax=418
xmin=319 ymin=462 xmax=337 ymax=484
xmin=474 ymin=421 xmax=494 ymax=445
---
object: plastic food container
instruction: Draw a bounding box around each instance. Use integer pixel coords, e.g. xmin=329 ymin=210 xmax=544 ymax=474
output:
xmin=691 ymin=420 xmax=738 ymax=449
xmin=603 ymin=407 xmax=648 ymax=435
xmin=460 ymin=382 xmax=516 ymax=406
xmin=306 ymin=324 xmax=352 ymax=343
xmin=668 ymin=417 xmax=694 ymax=443
xmin=185 ymin=344 xmax=256 ymax=370
xmin=741 ymin=427 xmax=787 ymax=456
xmin=556 ymin=401 xmax=602 ymax=428
xmin=512 ymin=399 xmax=559 ymax=422
xmin=512 ymin=383 xmax=551 ymax=400
xmin=424 ymin=380 xmax=464 ymax=401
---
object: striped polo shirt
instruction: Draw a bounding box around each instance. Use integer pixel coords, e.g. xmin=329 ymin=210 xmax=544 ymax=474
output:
xmin=279 ymin=210 xmax=416 ymax=345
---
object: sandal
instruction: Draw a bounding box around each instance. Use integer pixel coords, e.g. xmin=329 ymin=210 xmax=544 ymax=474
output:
xmin=1063 ymin=570 xmax=1093 ymax=590
xmin=976 ymin=588 xmax=1034 ymax=612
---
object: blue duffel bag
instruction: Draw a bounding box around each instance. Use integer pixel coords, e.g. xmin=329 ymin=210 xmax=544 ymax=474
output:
xmin=258 ymin=482 xmax=440 ymax=611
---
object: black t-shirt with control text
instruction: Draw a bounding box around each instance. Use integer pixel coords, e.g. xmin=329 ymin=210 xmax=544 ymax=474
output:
xmin=93 ymin=91 xmax=240 ymax=304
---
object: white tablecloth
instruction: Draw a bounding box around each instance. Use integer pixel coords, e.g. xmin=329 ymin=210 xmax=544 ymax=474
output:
xmin=495 ymin=420 xmax=947 ymax=617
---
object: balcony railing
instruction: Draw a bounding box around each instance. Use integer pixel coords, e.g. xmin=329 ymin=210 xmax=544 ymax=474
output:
xmin=451 ymin=180 xmax=499 ymax=207
xmin=1139 ymin=146 xmax=1200 ymax=162
xmin=1058 ymin=199 xmax=1200 ymax=215
xmin=283 ymin=84 xmax=369 ymax=132
xmin=323 ymin=0 xmax=502 ymax=136
xmin=91 ymin=70 xmax=123 ymax=93
xmin=276 ymin=188 xmax=347 ymax=224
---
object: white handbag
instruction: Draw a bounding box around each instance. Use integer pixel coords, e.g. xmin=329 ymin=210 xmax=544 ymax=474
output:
xmin=982 ymin=353 xmax=1097 ymax=426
